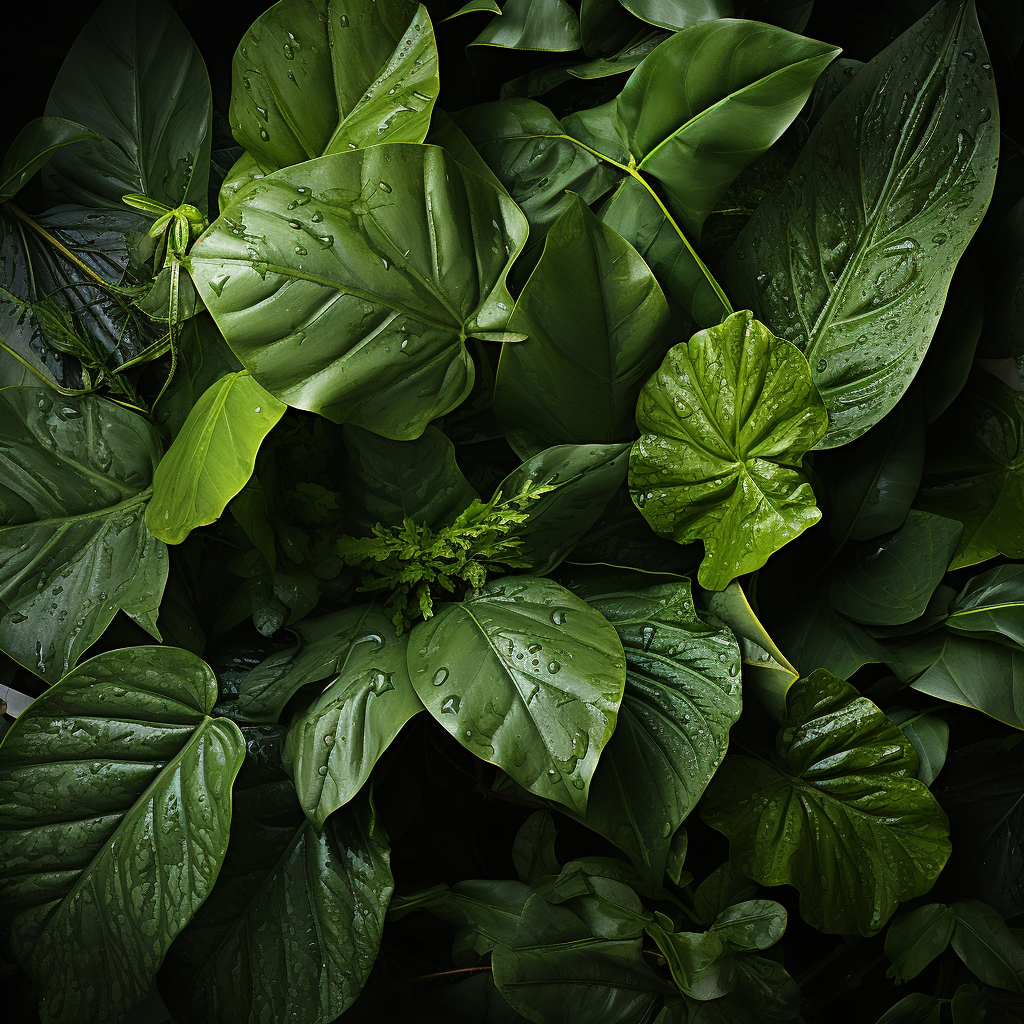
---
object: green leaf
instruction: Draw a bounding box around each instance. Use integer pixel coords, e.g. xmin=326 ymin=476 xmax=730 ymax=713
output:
xmin=231 ymin=0 xmax=439 ymax=171
xmin=563 ymin=572 xmax=741 ymax=879
xmin=722 ymin=0 xmax=999 ymax=447
xmin=189 ymin=144 xmax=527 ymax=439
xmin=621 ymin=0 xmax=732 ymax=32
xmin=630 ymin=310 xmax=828 ymax=591
xmin=946 ymin=564 xmax=1024 ymax=648
xmin=162 ymin=781 xmax=393 ymax=1024
xmin=0 ymin=647 xmax=245 ymax=1024
xmin=917 ymin=372 xmax=1024 ymax=568
xmin=497 ymin=444 xmax=630 ymax=574
xmin=283 ymin=616 xmax=422 ymax=826
xmin=0 ymin=389 xmax=167 ymax=683
xmin=492 ymin=891 xmax=669 ymax=1024
xmin=692 ymin=864 xmax=758 ymax=929
xmin=884 ymin=903 xmax=955 ymax=983
xmin=418 ymin=879 xmax=534 ymax=961
xmin=494 ymin=196 xmax=670 ymax=455
xmin=43 ymin=0 xmax=212 ymax=213
xmin=585 ymin=18 xmax=839 ymax=236
xmin=445 ymin=0 xmax=503 ymax=19
xmin=342 ymin=423 xmax=478 ymax=533
xmin=147 ymin=372 xmax=286 ymax=545
xmin=648 ymin=925 xmax=733 ymax=1000
xmin=875 ymin=994 xmax=943 ymax=1024
xmin=471 ymin=0 xmax=582 ymax=52
xmin=710 ymin=900 xmax=787 ymax=952
xmin=829 ymin=512 xmax=963 ymax=626
xmin=887 ymin=709 xmax=950 ymax=788
xmin=230 ymin=604 xmax=399 ymax=722
xmin=701 ymin=670 xmax=952 ymax=935
xmin=950 ymin=900 xmax=1024 ymax=994
xmin=407 ymin=575 xmax=626 ymax=813
xmin=514 ymin=811 xmax=562 ymax=884
xmin=0 ymin=118 xmax=100 ymax=202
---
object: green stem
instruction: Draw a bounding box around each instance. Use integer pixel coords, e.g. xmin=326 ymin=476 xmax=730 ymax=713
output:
xmin=0 ymin=341 xmax=90 ymax=395
xmin=554 ymin=134 xmax=734 ymax=316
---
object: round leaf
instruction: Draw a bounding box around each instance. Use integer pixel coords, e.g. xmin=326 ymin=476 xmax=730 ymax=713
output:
xmin=407 ymin=575 xmax=626 ymax=813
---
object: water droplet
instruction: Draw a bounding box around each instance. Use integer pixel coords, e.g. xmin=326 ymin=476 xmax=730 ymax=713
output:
xmin=547 ymin=661 xmax=560 ymax=673
xmin=931 ymin=232 xmax=947 ymax=244
xmin=378 ymin=181 xmax=392 ymax=193
xmin=259 ymin=127 xmax=270 ymax=142
xmin=340 ymin=14 xmax=350 ymax=26
xmin=550 ymin=610 xmax=566 ymax=625
xmin=432 ymin=667 xmax=449 ymax=686
xmin=318 ymin=765 xmax=329 ymax=776
xmin=816 ymin=358 xmax=828 ymax=373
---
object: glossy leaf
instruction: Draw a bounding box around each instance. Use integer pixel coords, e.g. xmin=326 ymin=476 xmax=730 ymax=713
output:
xmin=887 ymin=709 xmax=950 ymax=788
xmin=497 ymin=443 xmax=630 ymax=574
xmin=407 ymin=575 xmax=626 ymax=813
xmin=950 ymin=900 xmax=1024 ymax=994
xmin=162 ymin=781 xmax=393 ymax=1024
xmin=829 ymin=512 xmax=963 ymax=626
xmin=283 ymin=616 xmax=422 ymax=825
xmin=43 ymin=0 xmax=212 ymax=213
xmin=0 ymin=389 xmax=167 ymax=683
xmin=563 ymin=572 xmax=742 ymax=879
xmin=0 ymin=647 xmax=245 ymax=1024
xmin=492 ymin=890 xmax=669 ymax=1024
xmin=917 ymin=372 xmax=1024 ymax=567
xmin=630 ymin=310 xmax=828 ymax=591
xmin=231 ymin=0 xmax=439 ymax=171
xmin=189 ymin=144 xmax=527 ymax=438
xmin=875 ymin=994 xmax=943 ymax=1024
xmin=584 ymin=19 xmax=839 ymax=236
xmin=884 ymin=904 xmax=955 ymax=983
xmin=471 ymin=0 xmax=582 ymax=52
xmin=701 ymin=670 xmax=952 ymax=935
xmin=723 ymin=0 xmax=999 ymax=447
xmin=494 ymin=196 xmax=670 ymax=455
xmin=946 ymin=564 xmax=1024 ymax=648
xmin=0 ymin=118 xmax=99 ymax=202
xmin=621 ymin=0 xmax=732 ymax=31
xmin=147 ymin=372 xmax=286 ymax=545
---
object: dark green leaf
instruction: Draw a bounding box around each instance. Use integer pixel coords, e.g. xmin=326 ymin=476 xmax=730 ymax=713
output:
xmin=0 ymin=389 xmax=167 ymax=682
xmin=692 ymin=864 xmax=758 ymax=929
xmin=951 ymin=899 xmax=1024 ymax=993
xmin=947 ymin=564 xmax=1024 ymax=648
xmin=189 ymin=144 xmax=527 ymax=438
xmin=887 ymin=708 xmax=950 ymax=788
xmin=621 ymin=0 xmax=732 ymax=31
xmin=43 ymin=0 xmax=212 ymax=213
xmin=407 ymin=575 xmax=626 ymax=813
xmin=0 ymin=118 xmax=100 ymax=202
xmin=723 ymin=0 xmax=999 ymax=447
xmin=471 ymin=0 xmax=582 ymax=52
xmin=875 ymin=994 xmax=943 ymax=1024
xmin=630 ymin=310 xmax=828 ymax=591
xmin=701 ymin=670 xmax=952 ymax=935
xmin=0 ymin=647 xmax=245 ymax=1024
xmin=513 ymin=810 xmax=562 ymax=884
xmin=162 ymin=782 xmax=392 ymax=1024
xmin=231 ymin=0 xmax=438 ymax=170
xmin=884 ymin=903 xmax=955 ymax=983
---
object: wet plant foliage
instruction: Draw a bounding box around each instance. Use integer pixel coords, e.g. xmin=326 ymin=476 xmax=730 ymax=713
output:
xmin=0 ymin=1 xmax=1023 ymax=1022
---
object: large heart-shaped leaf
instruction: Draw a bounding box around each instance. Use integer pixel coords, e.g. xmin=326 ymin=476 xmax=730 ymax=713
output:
xmin=701 ymin=670 xmax=952 ymax=935
xmin=407 ymin=575 xmax=626 ymax=813
xmin=494 ymin=195 xmax=670 ymax=456
xmin=563 ymin=572 xmax=742 ymax=879
xmin=232 ymin=0 xmax=438 ymax=171
xmin=161 ymin=780 xmax=392 ymax=1024
xmin=188 ymin=144 xmax=528 ymax=439
xmin=0 ymin=389 xmax=167 ymax=682
xmin=147 ymin=372 xmax=286 ymax=545
xmin=341 ymin=423 xmax=478 ymax=533
xmin=283 ymin=615 xmax=422 ymax=826
xmin=630 ymin=310 xmax=828 ymax=591
xmin=0 ymin=118 xmax=99 ymax=202
xmin=0 ymin=647 xmax=246 ymax=1024
xmin=917 ymin=371 xmax=1024 ymax=567
xmin=722 ymin=0 xmax=999 ymax=447
xmin=577 ymin=18 xmax=839 ymax=236
xmin=42 ymin=0 xmax=212 ymax=213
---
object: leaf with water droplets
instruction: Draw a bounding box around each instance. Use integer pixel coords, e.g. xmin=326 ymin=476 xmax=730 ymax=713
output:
xmin=630 ymin=310 xmax=828 ymax=591
xmin=0 ymin=646 xmax=246 ymax=1024
xmin=701 ymin=669 xmax=952 ymax=936
xmin=0 ymin=388 xmax=167 ymax=683
xmin=561 ymin=571 xmax=741 ymax=882
xmin=161 ymin=781 xmax=392 ymax=1024
xmin=407 ymin=575 xmax=626 ymax=813
xmin=722 ymin=0 xmax=999 ymax=447
xmin=231 ymin=0 xmax=439 ymax=171
xmin=283 ymin=613 xmax=422 ymax=826
xmin=189 ymin=144 xmax=527 ymax=439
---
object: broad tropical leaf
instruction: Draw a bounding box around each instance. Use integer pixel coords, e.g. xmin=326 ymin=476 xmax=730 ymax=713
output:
xmin=723 ymin=0 xmax=999 ymax=446
xmin=0 ymin=118 xmax=99 ymax=202
xmin=701 ymin=671 xmax=952 ymax=935
xmin=630 ymin=310 xmax=828 ymax=591
xmin=946 ymin=564 xmax=1024 ymax=648
xmin=189 ymin=144 xmax=528 ymax=438
xmin=231 ymin=0 xmax=438 ymax=170
xmin=0 ymin=647 xmax=246 ymax=1024
xmin=407 ymin=575 xmax=626 ymax=813
xmin=0 ymin=389 xmax=167 ymax=682
xmin=471 ymin=0 xmax=582 ymax=52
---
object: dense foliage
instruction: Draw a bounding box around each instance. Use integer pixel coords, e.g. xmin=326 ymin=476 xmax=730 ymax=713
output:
xmin=0 ymin=1 xmax=1022 ymax=1022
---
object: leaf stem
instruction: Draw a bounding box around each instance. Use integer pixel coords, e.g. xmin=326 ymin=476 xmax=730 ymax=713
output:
xmin=406 ymin=966 xmax=492 ymax=983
